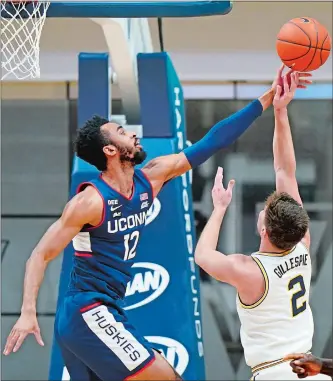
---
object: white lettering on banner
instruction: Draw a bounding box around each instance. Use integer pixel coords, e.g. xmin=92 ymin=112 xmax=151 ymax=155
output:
xmin=124 ymin=262 xmax=170 ymax=310
xmin=174 ymin=87 xmax=204 ymax=359
xmin=145 ymin=336 xmax=189 ymax=376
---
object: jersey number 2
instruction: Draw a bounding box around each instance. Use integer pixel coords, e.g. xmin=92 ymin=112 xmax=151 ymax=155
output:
xmin=288 ymin=275 xmax=307 ymax=317
xmin=124 ymin=231 xmax=140 ymax=261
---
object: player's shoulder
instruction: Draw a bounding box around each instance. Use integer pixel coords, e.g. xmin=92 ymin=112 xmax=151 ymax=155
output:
xmin=231 ymin=253 xmax=264 ymax=277
xmin=68 ymin=185 xmax=103 ymax=216
xmin=77 ymin=184 xmax=102 ymax=203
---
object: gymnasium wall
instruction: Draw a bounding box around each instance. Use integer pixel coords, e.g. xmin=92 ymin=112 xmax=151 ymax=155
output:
xmin=1 ymin=101 xmax=69 ymax=380
xmin=3 ymin=2 xmax=332 ymax=82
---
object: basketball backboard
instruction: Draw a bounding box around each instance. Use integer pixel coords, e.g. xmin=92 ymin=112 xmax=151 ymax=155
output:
xmin=46 ymin=0 xmax=232 ymax=18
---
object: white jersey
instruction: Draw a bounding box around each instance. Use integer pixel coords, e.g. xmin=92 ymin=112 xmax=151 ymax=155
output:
xmin=236 ymin=242 xmax=314 ymax=370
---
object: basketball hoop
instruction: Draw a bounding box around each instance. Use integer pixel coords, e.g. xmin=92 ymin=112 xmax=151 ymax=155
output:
xmin=0 ymin=0 xmax=50 ymax=80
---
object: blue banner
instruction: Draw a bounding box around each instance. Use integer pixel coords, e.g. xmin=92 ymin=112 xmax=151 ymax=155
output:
xmin=131 ymin=53 xmax=205 ymax=379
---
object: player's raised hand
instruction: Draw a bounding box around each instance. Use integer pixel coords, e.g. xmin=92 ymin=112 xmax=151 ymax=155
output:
xmin=273 ymin=71 xmax=301 ymax=110
xmin=212 ymin=167 xmax=235 ymax=210
xmin=3 ymin=313 xmax=44 ymax=355
xmin=273 ymin=64 xmax=312 ymax=92
xmin=284 ymin=353 xmax=322 ymax=378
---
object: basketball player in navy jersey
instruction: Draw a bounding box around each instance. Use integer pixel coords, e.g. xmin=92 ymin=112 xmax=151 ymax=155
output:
xmin=4 ymin=70 xmax=301 ymax=380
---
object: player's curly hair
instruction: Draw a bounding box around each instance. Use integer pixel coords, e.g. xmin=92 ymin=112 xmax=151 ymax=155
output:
xmin=264 ymin=191 xmax=309 ymax=250
xmin=74 ymin=115 xmax=110 ymax=171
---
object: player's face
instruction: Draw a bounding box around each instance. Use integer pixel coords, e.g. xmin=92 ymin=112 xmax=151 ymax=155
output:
xmin=102 ymin=123 xmax=147 ymax=165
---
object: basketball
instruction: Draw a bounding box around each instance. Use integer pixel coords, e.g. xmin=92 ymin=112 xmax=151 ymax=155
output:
xmin=276 ymin=17 xmax=331 ymax=72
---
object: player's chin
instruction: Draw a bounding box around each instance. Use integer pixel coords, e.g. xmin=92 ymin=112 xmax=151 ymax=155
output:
xmin=133 ymin=149 xmax=147 ymax=165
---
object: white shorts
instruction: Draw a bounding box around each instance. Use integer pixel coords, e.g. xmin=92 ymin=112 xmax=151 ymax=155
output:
xmin=252 ymin=360 xmax=332 ymax=381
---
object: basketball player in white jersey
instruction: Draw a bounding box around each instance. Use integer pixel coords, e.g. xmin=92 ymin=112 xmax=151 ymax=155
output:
xmin=195 ymin=67 xmax=330 ymax=380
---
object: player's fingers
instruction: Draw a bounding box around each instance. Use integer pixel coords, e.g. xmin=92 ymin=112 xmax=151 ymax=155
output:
xmin=297 ymin=85 xmax=307 ymax=89
xmin=34 ymin=329 xmax=44 ymax=347
xmin=299 ymin=78 xmax=312 ymax=84
xmin=298 ymin=72 xmax=312 ymax=78
xmin=284 ymin=353 xmax=305 ymax=361
xmin=290 ymin=73 xmax=298 ymax=93
xmin=294 ymin=358 xmax=311 ymax=366
xmin=286 ymin=66 xmax=294 ymax=76
xmin=274 ymin=85 xmax=282 ymax=100
xmin=297 ymin=372 xmax=308 ymax=379
xmin=3 ymin=331 xmax=20 ymax=355
xmin=227 ymin=180 xmax=235 ymax=192
xmin=214 ymin=167 xmax=223 ymax=186
xmin=277 ymin=63 xmax=285 ymax=77
xmin=13 ymin=332 xmax=28 ymax=353
xmin=283 ymin=75 xmax=289 ymax=95
xmin=290 ymin=362 xmax=306 ymax=372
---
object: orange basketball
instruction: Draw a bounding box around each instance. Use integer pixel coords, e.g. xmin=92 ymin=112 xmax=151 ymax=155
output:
xmin=276 ymin=17 xmax=331 ymax=72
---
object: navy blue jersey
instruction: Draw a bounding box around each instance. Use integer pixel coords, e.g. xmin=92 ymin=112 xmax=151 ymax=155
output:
xmin=68 ymin=169 xmax=154 ymax=300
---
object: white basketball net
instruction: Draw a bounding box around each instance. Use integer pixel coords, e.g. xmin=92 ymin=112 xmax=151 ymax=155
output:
xmin=0 ymin=1 xmax=50 ymax=80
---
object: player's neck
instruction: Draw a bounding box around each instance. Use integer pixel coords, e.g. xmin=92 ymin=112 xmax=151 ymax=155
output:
xmin=258 ymin=239 xmax=286 ymax=254
xmin=102 ymin=162 xmax=134 ymax=198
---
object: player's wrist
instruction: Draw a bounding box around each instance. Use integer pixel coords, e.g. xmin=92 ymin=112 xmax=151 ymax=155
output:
xmin=258 ymin=88 xmax=274 ymax=111
xmin=21 ymin=305 xmax=37 ymax=316
xmin=274 ymin=106 xmax=288 ymax=117
xmin=212 ymin=206 xmax=227 ymax=217
xmin=320 ymin=359 xmax=333 ymax=376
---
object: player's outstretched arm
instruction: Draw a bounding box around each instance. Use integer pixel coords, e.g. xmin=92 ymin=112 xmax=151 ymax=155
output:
xmin=142 ymin=87 xmax=274 ymax=196
xmin=3 ymin=187 xmax=102 ymax=356
xmin=284 ymin=353 xmax=333 ymax=378
xmin=194 ymin=167 xmax=261 ymax=288
xmin=273 ymin=67 xmax=312 ymax=248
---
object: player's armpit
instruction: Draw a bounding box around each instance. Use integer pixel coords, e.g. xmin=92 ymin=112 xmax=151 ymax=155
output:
xmin=195 ymin=251 xmax=259 ymax=288
xmin=142 ymin=153 xmax=191 ymax=196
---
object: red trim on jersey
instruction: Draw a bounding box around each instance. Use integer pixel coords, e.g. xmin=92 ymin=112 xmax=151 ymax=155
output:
xmin=125 ymin=357 xmax=156 ymax=380
xmin=99 ymin=174 xmax=135 ymax=201
xmin=75 ymin=252 xmax=93 ymax=257
xmin=80 ymin=302 xmax=102 ymax=313
xmin=77 ymin=182 xmax=105 ymax=230
xmin=140 ymin=169 xmax=155 ymax=200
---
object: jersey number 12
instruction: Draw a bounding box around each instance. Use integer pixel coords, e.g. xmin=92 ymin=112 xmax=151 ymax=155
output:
xmin=124 ymin=231 xmax=140 ymax=260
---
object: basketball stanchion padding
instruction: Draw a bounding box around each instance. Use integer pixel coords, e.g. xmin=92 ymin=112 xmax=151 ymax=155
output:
xmin=127 ymin=52 xmax=205 ymax=379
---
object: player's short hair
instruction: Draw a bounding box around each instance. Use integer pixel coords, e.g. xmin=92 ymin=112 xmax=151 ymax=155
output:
xmin=264 ymin=191 xmax=309 ymax=250
xmin=74 ymin=115 xmax=110 ymax=171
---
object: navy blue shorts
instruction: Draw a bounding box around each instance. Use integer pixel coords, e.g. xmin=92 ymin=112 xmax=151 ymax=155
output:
xmin=55 ymin=293 xmax=156 ymax=381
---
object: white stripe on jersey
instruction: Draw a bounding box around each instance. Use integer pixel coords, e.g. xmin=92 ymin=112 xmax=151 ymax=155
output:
xmin=73 ymin=232 xmax=92 ymax=252
xmin=82 ymin=305 xmax=150 ymax=371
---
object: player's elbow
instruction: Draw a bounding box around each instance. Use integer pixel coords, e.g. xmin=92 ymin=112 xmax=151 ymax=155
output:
xmin=194 ymin=246 xmax=209 ymax=268
xmin=274 ymin=163 xmax=296 ymax=176
xmin=194 ymin=247 xmax=203 ymax=265
xmin=29 ymin=246 xmax=55 ymax=266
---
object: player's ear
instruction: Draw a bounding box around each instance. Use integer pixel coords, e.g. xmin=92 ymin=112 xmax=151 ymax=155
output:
xmin=103 ymin=145 xmax=117 ymax=157
xmin=261 ymin=226 xmax=267 ymax=238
